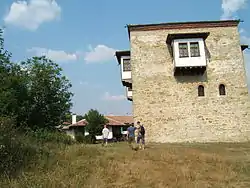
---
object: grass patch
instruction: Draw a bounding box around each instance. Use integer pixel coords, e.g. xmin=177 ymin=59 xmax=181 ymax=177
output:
xmin=1 ymin=142 xmax=250 ymax=187
xmin=0 ymin=117 xmax=74 ymax=180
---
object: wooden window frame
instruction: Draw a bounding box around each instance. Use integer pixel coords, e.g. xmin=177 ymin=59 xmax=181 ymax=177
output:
xmin=190 ymin=42 xmax=200 ymax=57
xmin=123 ymin=59 xmax=131 ymax=72
xmin=178 ymin=43 xmax=189 ymax=58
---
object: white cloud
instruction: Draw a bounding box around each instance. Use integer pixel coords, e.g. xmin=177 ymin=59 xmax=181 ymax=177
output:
xmin=26 ymin=44 xmax=118 ymax=64
xmin=221 ymin=0 xmax=247 ymax=19
xmin=241 ymin=35 xmax=250 ymax=44
xmin=27 ymin=47 xmax=78 ymax=62
xmin=102 ymin=92 xmax=126 ymax=101
xmin=79 ymin=81 xmax=102 ymax=89
xmin=84 ymin=45 xmax=116 ymax=63
xmin=239 ymin=28 xmax=246 ymax=34
xmin=239 ymin=28 xmax=250 ymax=44
xmin=4 ymin=0 xmax=61 ymax=31
xmin=79 ymin=81 xmax=89 ymax=86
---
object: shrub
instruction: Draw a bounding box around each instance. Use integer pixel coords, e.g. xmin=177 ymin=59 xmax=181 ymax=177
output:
xmin=0 ymin=117 xmax=74 ymax=178
xmin=75 ymin=132 xmax=85 ymax=143
xmin=0 ymin=118 xmax=37 ymax=177
xmin=83 ymin=135 xmax=95 ymax=144
xmin=30 ymin=128 xmax=74 ymax=145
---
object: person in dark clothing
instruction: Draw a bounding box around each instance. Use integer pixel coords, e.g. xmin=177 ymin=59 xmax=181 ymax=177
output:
xmin=136 ymin=121 xmax=145 ymax=150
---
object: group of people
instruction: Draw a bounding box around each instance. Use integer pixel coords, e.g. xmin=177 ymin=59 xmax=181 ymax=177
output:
xmin=127 ymin=121 xmax=145 ymax=150
xmin=101 ymin=121 xmax=146 ymax=150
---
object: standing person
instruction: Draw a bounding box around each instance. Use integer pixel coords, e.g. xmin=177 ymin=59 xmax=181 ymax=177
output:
xmin=127 ymin=123 xmax=136 ymax=148
xmin=102 ymin=125 xmax=109 ymax=146
xmin=136 ymin=121 xmax=146 ymax=150
xmin=134 ymin=122 xmax=140 ymax=143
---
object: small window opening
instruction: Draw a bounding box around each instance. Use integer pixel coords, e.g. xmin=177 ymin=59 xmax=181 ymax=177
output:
xmin=179 ymin=43 xmax=189 ymax=58
xmin=198 ymin=85 xmax=205 ymax=97
xmin=219 ymin=84 xmax=226 ymax=95
xmin=123 ymin=59 xmax=131 ymax=72
xmin=190 ymin=42 xmax=200 ymax=57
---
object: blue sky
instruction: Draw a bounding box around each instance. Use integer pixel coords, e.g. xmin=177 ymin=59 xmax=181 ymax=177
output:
xmin=0 ymin=0 xmax=249 ymax=116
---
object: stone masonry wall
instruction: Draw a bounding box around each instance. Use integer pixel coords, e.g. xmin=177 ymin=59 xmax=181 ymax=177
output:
xmin=130 ymin=26 xmax=250 ymax=143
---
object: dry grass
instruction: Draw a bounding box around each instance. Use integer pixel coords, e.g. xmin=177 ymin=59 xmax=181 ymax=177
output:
xmin=1 ymin=142 xmax=250 ymax=188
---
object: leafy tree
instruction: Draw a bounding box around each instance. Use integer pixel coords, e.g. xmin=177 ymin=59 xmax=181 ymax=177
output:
xmin=61 ymin=114 xmax=84 ymax=124
xmin=20 ymin=56 xmax=73 ymax=129
xmin=0 ymin=28 xmax=29 ymax=126
xmin=0 ymin=28 xmax=14 ymax=117
xmin=1 ymin=29 xmax=73 ymax=129
xmin=62 ymin=113 xmax=72 ymax=123
xmin=0 ymin=28 xmax=75 ymax=178
xmin=84 ymin=109 xmax=108 ymax=143
xmin=0 ymin=28 xmax=73 ymax=130
xmin=76 ymin=115 xmax=84 ymax=122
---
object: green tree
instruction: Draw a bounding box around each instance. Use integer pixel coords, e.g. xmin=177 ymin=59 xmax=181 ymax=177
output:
xmin=60 ymin=114 xmax=84 ymax=126
xmin=0 ymin=28 xmax=75 ymax=178
xmin=0 ymin=29 xmax=73 ymax=129
xmin=0 ymin=29 xmax=73 ymax=131
xmin=0 ymin=28 xmax=29 ymax=126
xmin=20 ymin=56 xmax=73 ymax=129
xmin=62 ymin=113 xmax=72 ymax=123
xmin=84 ymin=109 xmax=108 ymax=143
xmin=0 ymin=28 xmax=15 ymax=118
xmin=76 ymin=115 xmax=84 ymax=122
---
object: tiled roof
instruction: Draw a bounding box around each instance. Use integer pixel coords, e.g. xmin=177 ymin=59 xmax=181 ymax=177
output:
xmin=62 ymin=122 xmax=71 ymax=125
xmin=73 ymin=119 xmax=88 ymax=126
xmin=105 ymin=116 xmax=133 ymax=126
xmin=62 ymin=119 xmax=87 ymax=130
xmin=55 ymin=121 xmax=71 ymax=129
xmin=61 ymin=116 xmax=133 ymax=130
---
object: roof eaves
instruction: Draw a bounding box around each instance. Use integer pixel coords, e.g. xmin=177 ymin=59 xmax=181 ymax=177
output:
xmin=105 ymin=116 xmax=124 ymax=125
xmin=126 ymin=19 xmax=242 ymax=35
xmin=166 ymin=32 xmax=210 ymax=44
xmin=241 ymin=44 xmax=249 ymax=51
xmin=115 ymin=50 xmax=131 ymax=64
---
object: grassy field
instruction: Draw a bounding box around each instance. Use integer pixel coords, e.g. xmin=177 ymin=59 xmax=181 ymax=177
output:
xmin=1 ymin=142 xmax=250 ymax=188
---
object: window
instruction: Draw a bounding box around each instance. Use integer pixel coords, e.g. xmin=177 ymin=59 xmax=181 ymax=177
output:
xmin=190 ymin=42 xmax=200 ymax=57
xmin=179 ymin=43 xmax=189 ymax=58
xmin=178 ymin=41 xmax=201 ymax=58
xmin=219 ymin=84 xmax=226 ymax=95
xmin=198 ymin=85 xmax=205 ymax=97
xmin=123 ymin=59 xmax=131 ymax=72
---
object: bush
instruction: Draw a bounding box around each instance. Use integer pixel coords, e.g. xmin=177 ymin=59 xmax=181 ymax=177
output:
xmin=75 ymin=132 xmax=85 ymax=143
xmin=83 ymin=135 xmax=96 ymax=144
xmin=0 ymin=117 xmax=74 ymax=178
xmin=30 ymin=128 xmax=74 ymax=145
xmin=0 ymin=118 xmax=38 ymax=177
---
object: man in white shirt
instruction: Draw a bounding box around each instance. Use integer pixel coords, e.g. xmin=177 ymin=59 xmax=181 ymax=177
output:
xmin=102 ymin=125 xmax=109 ymax=146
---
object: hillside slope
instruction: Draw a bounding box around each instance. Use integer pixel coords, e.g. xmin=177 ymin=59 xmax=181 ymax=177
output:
xmin=2 ymin=142 xmax=250 ymax=188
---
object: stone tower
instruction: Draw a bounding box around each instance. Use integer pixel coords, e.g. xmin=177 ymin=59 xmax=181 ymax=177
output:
xmin=116 ymin=20 xmax=250 ymax=143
